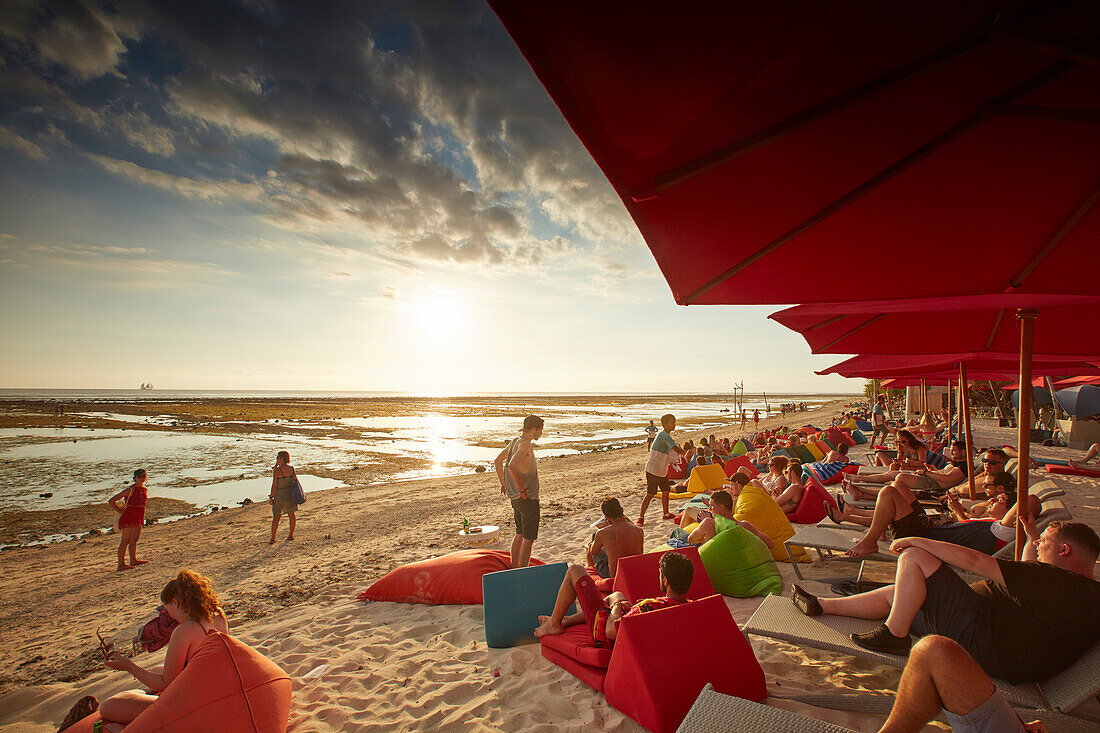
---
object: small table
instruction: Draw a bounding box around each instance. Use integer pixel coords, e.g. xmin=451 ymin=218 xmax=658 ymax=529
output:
xmin=457 ymin=525 xmax=500 ymax=545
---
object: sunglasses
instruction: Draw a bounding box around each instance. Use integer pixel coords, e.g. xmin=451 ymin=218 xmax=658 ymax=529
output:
xmin=981 ymin=458 xmax=1004 ymax=464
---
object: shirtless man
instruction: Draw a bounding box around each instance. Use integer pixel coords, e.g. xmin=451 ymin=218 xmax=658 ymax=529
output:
xmin=586 ymin=497 xmax=644 ymax=580
xmin=535 ymin=552 xmax=693 ymax=645
xmin=494 ymin=415 xmax=544 ymax=568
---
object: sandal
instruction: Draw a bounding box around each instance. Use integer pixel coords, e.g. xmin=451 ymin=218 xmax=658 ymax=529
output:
xmin=791 ymin=584 xmax=823 ymax=617
xmin=824 ymin=501 xmax=842 ymax=525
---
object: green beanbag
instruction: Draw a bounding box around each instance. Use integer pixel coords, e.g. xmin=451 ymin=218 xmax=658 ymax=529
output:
xmin=698 ymin=525 xmax=782 ymax=598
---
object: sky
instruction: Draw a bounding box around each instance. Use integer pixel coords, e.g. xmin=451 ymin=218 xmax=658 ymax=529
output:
xmin=0 ymin=0 xmax=859 ymax=394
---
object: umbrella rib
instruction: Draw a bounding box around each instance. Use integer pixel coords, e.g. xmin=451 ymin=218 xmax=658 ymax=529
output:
xmin=805 ymin=313 xmax=849 ymax=332
xmin=1009 ymin=178 xmax=1100 ymax=289
xmin=986 ymin=104 xmax=1100 ymax=123
xmin=647 ymin=36 xmax=986 ymax=195
xmin=984 ymin=309 xmax=1005 ymax=350
xmin=980 ymin=22 xmax=1100 ymax=69
xmin=818 ymin=314 xmax=884 ymax=352
xmin=684 ymin=60 xmax=1073 ymax=305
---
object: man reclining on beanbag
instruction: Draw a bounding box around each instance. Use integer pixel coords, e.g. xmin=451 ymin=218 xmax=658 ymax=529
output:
xmin=534 ymin=552 xmax=693 ymax=646
xmin=586 ymin=497 xmax=644 ymax=583
xmin=668 ymin=488 xmax=772 ymax=550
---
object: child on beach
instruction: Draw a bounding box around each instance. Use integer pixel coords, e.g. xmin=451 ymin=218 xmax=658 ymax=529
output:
xmin=108 ymin=469 xmax=149 ymax=571
xmin=269 ymin=451 xmax=299 ymax=543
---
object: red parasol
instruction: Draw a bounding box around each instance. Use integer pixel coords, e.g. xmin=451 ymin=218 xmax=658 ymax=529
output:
xmin=490 ymin=1 xmax=1100 ymax=305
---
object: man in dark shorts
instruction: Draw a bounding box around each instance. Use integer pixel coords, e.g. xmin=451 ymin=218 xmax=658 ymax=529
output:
xmin=792 ymin=520 xmax=1100 ymax=685
xmin=638 ymin=413 xmax=682 ymax=526
xmin=534 ymin=552 xmax=693 ymax=646
xmin=586 ymin=497 xmax=644 ymax=580
xmin=494 ymin=415 xmax=544 ymax=568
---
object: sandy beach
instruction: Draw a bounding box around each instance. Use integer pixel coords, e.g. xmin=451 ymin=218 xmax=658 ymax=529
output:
xmin=1 ymin=397 xmax=1097 ymax=732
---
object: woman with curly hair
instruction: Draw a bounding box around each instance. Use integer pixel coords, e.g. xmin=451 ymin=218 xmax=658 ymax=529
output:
xmin=98 ymin=569 xmax=229 ymax=727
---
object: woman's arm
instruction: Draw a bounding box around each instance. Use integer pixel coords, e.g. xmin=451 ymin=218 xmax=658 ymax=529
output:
xmin=107 ymin=486 xmax=132 ymax=513
xmin=107 ymin=625 xmax=192 ymax=692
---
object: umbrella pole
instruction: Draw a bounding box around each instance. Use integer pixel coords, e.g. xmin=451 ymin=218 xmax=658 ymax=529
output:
xmin=1046 ymin=377 xmax=1062 ymax=422
xmin=947 ymin=378 xmax=954 ymax=442
xmin=1015 ymin=309 xmax=1038 ymax=561
xmin=961 ymin=363 xmax=976 ymax=501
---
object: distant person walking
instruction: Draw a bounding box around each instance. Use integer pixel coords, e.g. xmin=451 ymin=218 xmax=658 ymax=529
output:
xmin=753 ymin=409 xmax=760 ymax=430
xmin=495 ymin=415 xmax=544 ymax=568
xmin=269 ymin=451 xmax=298 ymax=543
xmin=740 ymin=409 xmax=746 ymax=430
xmin=871 ymin=394 xmax=889 ymax=447
xmin=637 ymin=414 xmax=682 ymax=526
xmin=109 ymin=469 xmax=150 ymax=571
xmin=644 ymin=420 xmax=658 ymax=449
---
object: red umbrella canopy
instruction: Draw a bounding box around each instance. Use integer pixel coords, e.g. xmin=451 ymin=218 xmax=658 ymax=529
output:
xmin=490 ymin=1 xmax=1100 ymax=305
xmin=816 ymin=352 xmax=1100 ymax=379
xmin=1054 ymin=375 xmax=1100 ymax=387
xmin=769 ymin=294 xmax=1100 ymax=357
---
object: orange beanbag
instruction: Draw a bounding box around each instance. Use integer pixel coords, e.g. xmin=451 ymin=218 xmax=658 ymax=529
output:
xmin=62 ymin=633 xmax=291 ymax=733
xmin=357 ymin=549 xmax=544 ymax=605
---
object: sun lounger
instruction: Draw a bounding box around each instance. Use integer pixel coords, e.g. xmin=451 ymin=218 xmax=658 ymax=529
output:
xmin=744 ymin=595 xmax=1100 ymax=716
xmin=676 ymin=683 xmax=856 ymax=733
xmin=782 ymin=525 xmax=895 ymax=580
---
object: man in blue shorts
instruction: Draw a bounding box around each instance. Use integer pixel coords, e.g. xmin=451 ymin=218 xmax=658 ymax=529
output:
xmin=637 ymin=413 xmax=682 ymax=526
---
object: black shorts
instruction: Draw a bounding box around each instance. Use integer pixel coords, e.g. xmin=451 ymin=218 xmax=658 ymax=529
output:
xmin=511 ymin=498 xmax=540 ymax=541
xmin=910 ymin=565 xmax=1000 ymax=677
xmin=645 ymin=471 xmax=671 ymax=495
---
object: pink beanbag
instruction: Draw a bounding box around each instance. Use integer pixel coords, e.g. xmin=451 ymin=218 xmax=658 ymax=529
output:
xmin=357 ymin=549 xmax=544 ymax=605
xmin=62 ymin=633 xmax=291 ymax=733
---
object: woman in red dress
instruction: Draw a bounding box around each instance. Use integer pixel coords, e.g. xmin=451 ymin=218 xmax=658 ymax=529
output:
xmin=108 ymin=469 xmax=150 ymax=571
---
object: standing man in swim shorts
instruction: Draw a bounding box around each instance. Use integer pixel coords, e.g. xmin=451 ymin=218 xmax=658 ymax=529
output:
xmin=494 ymin=415 xmax=544 ymax=568
xmin=637 ymin=413 xmax=682 ymax=526
xmin=644 ymin=420 xmax=658 ymax=449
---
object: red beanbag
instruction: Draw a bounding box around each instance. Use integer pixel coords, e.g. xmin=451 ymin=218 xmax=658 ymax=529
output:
xmin=357 ymin=549 xmax=543 ymax=605
xmin=62 ymin=634 xmax=291 ymax=733
xmin=786 ymin=476 xmax=839 ymax=525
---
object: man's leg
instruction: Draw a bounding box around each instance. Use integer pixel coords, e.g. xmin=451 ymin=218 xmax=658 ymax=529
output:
xmin=534 ymin=565 xmax=587 ymax=637
xmin=847 ymin=484 xmax=915 ymax=557
xmin=638 ymin=478 xmax=657 ymax=524
xmin=880 ymin=636 xmax=1020 ymax=733
xmin=659 ymin=489 xmax=673 ymax=518
xmin=511 ymin=535 xmax=534 ymax=569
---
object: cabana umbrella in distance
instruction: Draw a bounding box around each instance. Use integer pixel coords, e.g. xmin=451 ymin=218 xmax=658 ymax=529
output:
xmin=1055 ymin=375 xmax=1100 ymax=387
xmin=1054 ymin=385 xmax=1100 ymax=418
xmin=775 ymin=296 xmax=1100 ymax=556
xmin=489 ymin=1 xmax=1100 ymax=306
xmin=1010 ymin=387 xmax=1055 ymax=408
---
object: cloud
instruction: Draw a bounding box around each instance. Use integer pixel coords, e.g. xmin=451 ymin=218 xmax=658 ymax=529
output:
xmin=0 ymin=0 xmax=136 ymax=79
xmin=0 ymin=1 xmax=648 ymax=279
xmin=0 ymin=124 xmax=46 ymax=160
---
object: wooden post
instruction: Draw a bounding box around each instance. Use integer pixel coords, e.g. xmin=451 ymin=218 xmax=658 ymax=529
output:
xmin=1015 ymin=309 xmax=1038 ymax=560
xmin=961 ymin=362 xmax=977 ymax=501
xmin=1046 ymin=377 xmax=1062 ymax=422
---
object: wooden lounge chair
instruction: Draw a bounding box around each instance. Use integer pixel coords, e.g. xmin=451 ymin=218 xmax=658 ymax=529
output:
xmin=744 ymin=595 xmax=1100 ymax=719
xmin=676 ymin=683 xmax=856 ymax=733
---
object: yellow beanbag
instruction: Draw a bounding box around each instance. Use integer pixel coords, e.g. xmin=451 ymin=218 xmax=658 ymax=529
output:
xmin=687 ymin=464 xmax=728 ymax=494
xmin=733 ymin=484 xmax=809 ymax=563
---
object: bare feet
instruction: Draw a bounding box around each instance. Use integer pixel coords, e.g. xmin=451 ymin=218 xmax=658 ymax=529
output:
xmin=286 ymin=535 xmax=294 ymax=541
xmin=116 ymin=564 xmax=133 ymax=571
xmin=1069 ymin=459 xmax=1080 ymax=470
xmin=845 ymin=536 xmax=879 ymax=558
xmin=269 ymin=538 xmax=276 ymax=544
xmin=131 ymin=560 xmax=148 ymax=566
xmin=534 ymin=616 xmax=564 ymax=638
